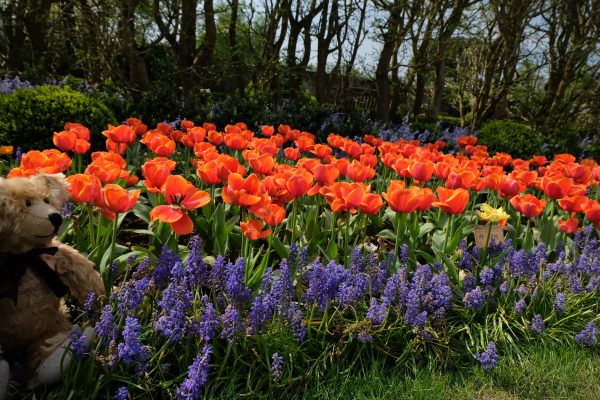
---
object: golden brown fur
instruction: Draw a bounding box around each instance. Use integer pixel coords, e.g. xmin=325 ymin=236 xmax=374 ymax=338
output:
xmin=0 ymin=173 xmax=104 ymax=387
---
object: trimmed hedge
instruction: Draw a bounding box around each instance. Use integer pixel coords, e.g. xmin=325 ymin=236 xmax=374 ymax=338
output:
xmin=477 ymin=120 xmax=544 ymax=159
xmin=0 ymin=85 xmax=116 ymax=151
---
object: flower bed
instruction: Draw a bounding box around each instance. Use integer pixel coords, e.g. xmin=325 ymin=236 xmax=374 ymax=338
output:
xmin=1 ymin=120 xmax=599 ymax=399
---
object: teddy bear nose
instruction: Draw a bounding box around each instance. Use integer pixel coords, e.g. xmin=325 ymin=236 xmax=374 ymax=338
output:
xmin=48 ymin=213 xmax=63 ymax=228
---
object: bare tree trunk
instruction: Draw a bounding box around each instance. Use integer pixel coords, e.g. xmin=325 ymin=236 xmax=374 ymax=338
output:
xmin=119 ymin=0 xmax=151 ymax=91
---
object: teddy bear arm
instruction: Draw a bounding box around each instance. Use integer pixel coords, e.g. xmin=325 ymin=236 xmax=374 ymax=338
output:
xmin=50 ymin=245 xmax=105 ymax=304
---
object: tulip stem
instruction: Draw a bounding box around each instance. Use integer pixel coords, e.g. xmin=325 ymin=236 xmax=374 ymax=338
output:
xmin=290 ymin=200 xmax=298 ymax=246
xmin=394 ymin=212 xmax=401 ymax=266
xmin=87 ymin=205 xmax=96 ymax=249
xmin=444 ymin=214 xmax=453 ymax=254
xmin=344 ymin=213 xmax=350 ymax=267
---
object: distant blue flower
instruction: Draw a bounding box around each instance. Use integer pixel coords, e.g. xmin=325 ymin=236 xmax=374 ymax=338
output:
xmin=475 ymin=342 xmax=499 ymax=371
xmin=286 ymin=302 xmax=307 ymax=342
xmin=404 ymin=289 xmax=427 ymax=328
xmin=112 ymin=386 xmax=128 ymax=400
xmin=15 ymin=147 xmax=22 ymax=163
xmin=194 ymin=295 xmax=218 ymax=342
xmin=553 ymin=293 xmax=566 ymax=314
xmin=499 ymin=281 xmax=509 ymax=294
xmin=271 ymin=352 xmax=284 ymax=382
xmin=177 ymin=345 xmax=212 ymax=400
xmin=575 ymin=321 xmax=598 ymax=347
xmin=514 ymin=299 xmax=526 ymax=315
xmin=531 ymin=314 xmax=545 ymax=334
xmin=399 ymin=244 xmax=409 ymax=266
xmin=83 ymin=292 xmax=97 ymax=316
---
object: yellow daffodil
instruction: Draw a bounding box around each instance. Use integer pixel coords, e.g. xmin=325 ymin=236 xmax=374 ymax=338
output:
xmin=477 ymin=203 xmax=510 ymax=227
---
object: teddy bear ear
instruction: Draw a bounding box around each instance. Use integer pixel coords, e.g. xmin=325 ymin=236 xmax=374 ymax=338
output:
xmin=0 ymin=178 xmax=15 ymax=236
xmin=39 ymin=173 xmax=70 ymax=205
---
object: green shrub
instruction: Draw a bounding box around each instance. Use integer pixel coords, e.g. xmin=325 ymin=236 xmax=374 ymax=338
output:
xmin=0 ymin=85 xmax=116 ymax=151
xmin=477 ymin=120 xmax=544 ymax=159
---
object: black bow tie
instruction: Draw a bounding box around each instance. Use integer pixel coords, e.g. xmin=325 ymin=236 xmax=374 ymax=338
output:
xmin=0 ymin=247 xmax=69 ymax=305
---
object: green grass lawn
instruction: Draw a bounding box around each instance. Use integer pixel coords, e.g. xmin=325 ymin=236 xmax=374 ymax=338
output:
xmin=295 ymin=343 xmax=600 ymax=400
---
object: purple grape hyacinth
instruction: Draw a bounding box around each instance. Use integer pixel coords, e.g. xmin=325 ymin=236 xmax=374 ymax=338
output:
xmin=177 ymin=345 xmax=213 ymax=400
xmin=575 ymin=321 xmax=598 ymax=347
xmin=475 ymin=342 xmax=499 ymax=371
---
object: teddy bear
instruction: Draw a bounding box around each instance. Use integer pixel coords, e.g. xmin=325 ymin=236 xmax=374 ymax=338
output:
xmin=0 ymin=173 xmax=105 ymax=399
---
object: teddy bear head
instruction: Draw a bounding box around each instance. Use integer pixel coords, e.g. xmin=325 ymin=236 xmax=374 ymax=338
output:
xmin=0 ymin=173 xmax=70 ymax=253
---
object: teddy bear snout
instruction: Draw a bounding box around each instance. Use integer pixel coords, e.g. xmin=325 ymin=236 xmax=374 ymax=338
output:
xmin=48 ymin=213 xmax=62 ymax=228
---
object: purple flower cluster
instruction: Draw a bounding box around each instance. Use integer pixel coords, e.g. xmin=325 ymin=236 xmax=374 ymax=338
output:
xmin=531 ymin=314 xmax=545 ymax=334
xmin=463 ymin=286 xmax=486 ymax=311
xmin=112 ymin=386 xmax=129 ymax=400
xmin=117 ymin=316 xmax=150 ymax=373
xmin=271 ymin=352 xmax=284 ymax=382
xmin=177 ymin=345 xmax=212 ymax=400
xmin=575 ymin=321 xmax=598 ymax=347
xmin=475 ymin=342 xmax=499 ymax=371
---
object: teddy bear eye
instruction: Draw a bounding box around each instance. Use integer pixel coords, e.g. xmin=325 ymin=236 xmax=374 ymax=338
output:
xmin=25 ymin=199 xmax=32 ymax=207
xmin=44 ymin=198 xmax=50 ymax=204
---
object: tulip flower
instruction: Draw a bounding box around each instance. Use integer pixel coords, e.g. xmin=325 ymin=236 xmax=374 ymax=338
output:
xmin=477 ymin=203 xmax=510 ymax=227
xmin=558 ymin=217 xmax=581 ymax=234
xmin=142 ymin=131 xmax=176 ymax=157
xmin=319 ymin=182 xmax=366 ymax=214
xmin=432 ymin=188 xmax=470 ymax=214
xmin=248 ymin=153 xmax=276 ymax=175
xmin=409 ymin=159 xmax=434 ymax=183
xmin=222 ymin=173 xmax=262 ymax=207
xmin=103 ymin=124 xmax=136 ymax=144
xmin=241 ymin=219 xmax=272 ymax=240
xmin=85 ymin=160 xmax=122 ymax=184
xmin=66 ymin=174 xmax=102 ymax=204
xmin=347 ymin=160 xmax=376 ymax=182
xmin=541 ymin=175 xmax=573 ymax=199
xmin=0 ymin=145 xmax=13 ymax=155
xmin=510 ymin=194 xmax=546 ymax=218
xmin=383 ymin=181 xmax=423 ymax=214
xmin=250 ymin=202 xmax=286 ymax=226
xmin=285 ymin=168 xmax=313 ymax=198
xmin=359 ymin=193 xmax=385 ymax=215
xmin=284 ymin=147 xmax=300 ymax=161
xmin=142 ymin=157 xmax=177 ymax=193
xmin=99 ymin=184 xmax=140 ymax=214
xmin=558 ymin=195 xmax=587 ymax=213
xmin=149 ymin=175 xmax=211 ymax=235
xmin=582 ymin=200 xmax=600 ymax=225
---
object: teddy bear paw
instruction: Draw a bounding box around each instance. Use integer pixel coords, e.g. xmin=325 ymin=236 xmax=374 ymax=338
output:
xmin=0 ymin=359 xmax=9 ymax=400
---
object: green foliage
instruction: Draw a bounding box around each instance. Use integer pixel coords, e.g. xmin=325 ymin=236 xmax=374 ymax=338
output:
xmin=0 ymin=85 xmax=116 ymax=150
xmin=477 ymin=120 xmax=544 ymax=159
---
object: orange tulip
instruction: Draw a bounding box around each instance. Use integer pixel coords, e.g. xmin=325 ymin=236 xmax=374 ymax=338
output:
xmin=284 ymin=147 xmax=301 ymax=161
xmin=530 ymin=155 xmax=547 ymax=167
xmin=149 ymin=175 xmax=211 ymax=235
xmin=106 ymin=139 xmax=128 ymax=154
xmin=181 ymin=119 xmax=194 ymax=131
xmin=0 ymin=145 xmax=14 ymax=155
xmin=85 ymin=160 xmax=122 ymax=184
xmin=102 ymin=124 xmax=136 ymax=143
xmin=261 ymin=125 xmax=275 ymax=137
xmin=99 ymin=184 xmax=140 ymax=214
xmin=409 ymin=159 xmax=434 ymax=183
xmin=66 ymin=174 xmax=101 ymax=203
xmin=313 ymin=144 xmax=332 ymax=159
xmin=142 ymin=131 xmax=176 ymax=157
xmin=510 ymin=194 xmax=546 ymax=218
xmin=197 ymin=159 xmax=222 ymax=185
xmin=416 ymin=187 xmax=433 ymax=211
xmin=248 ymin=153 xmax=276 ymax=175
xmin=222 ymin=173 xmax=262 ymax=207
xmin=558 ymin=195 xmax=587 ymax=213
xmin=497 ymin=176 xmax=526 ymax=198
xmin=359 ymin=193 xmax=385 ymax=215
xmin=19 ymin=149 xmax=72 ymax=175
xmin=383 ymin=181 xmax=423 ymax=214
xmin=457 ymin=135 xmax=477 ymax=147
xmin=250 ymin=203 xmax=286 ymax=226
xmin=285 ymin=168 xmax=313 ymax=198
xmin=65 ymin=122 xmax=90 ymax=141
xmin=445 ymin=168 xmax=479 ymax=189
xmin=319 ymin=182 xmax=366 ymax=214
xmin=557 ymin=217 xmax=581 ymax=234
xmin=567 ymin=164 xmax=592 ymax=185
xmin=223 ymin=132 xmax=248 ymax=150
xmin=347 ymin=160 xmax=375 ymax=182
xmin=582 ymin=200 xmax=600 ymax=225
xmin=241 ymin=219 xmax=272 ymax=240
xmin=432 ymin=187 xmax=470 ymax=214
xmin=541 ymin=175 xmax=573 ymax=199
xmin=92 ymin=151 xmax=126 ymax=168
xmin=142 ymin=157 xmax=177 ymax=193
xmin=53 ymin=130 xmax=78 ymax=152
